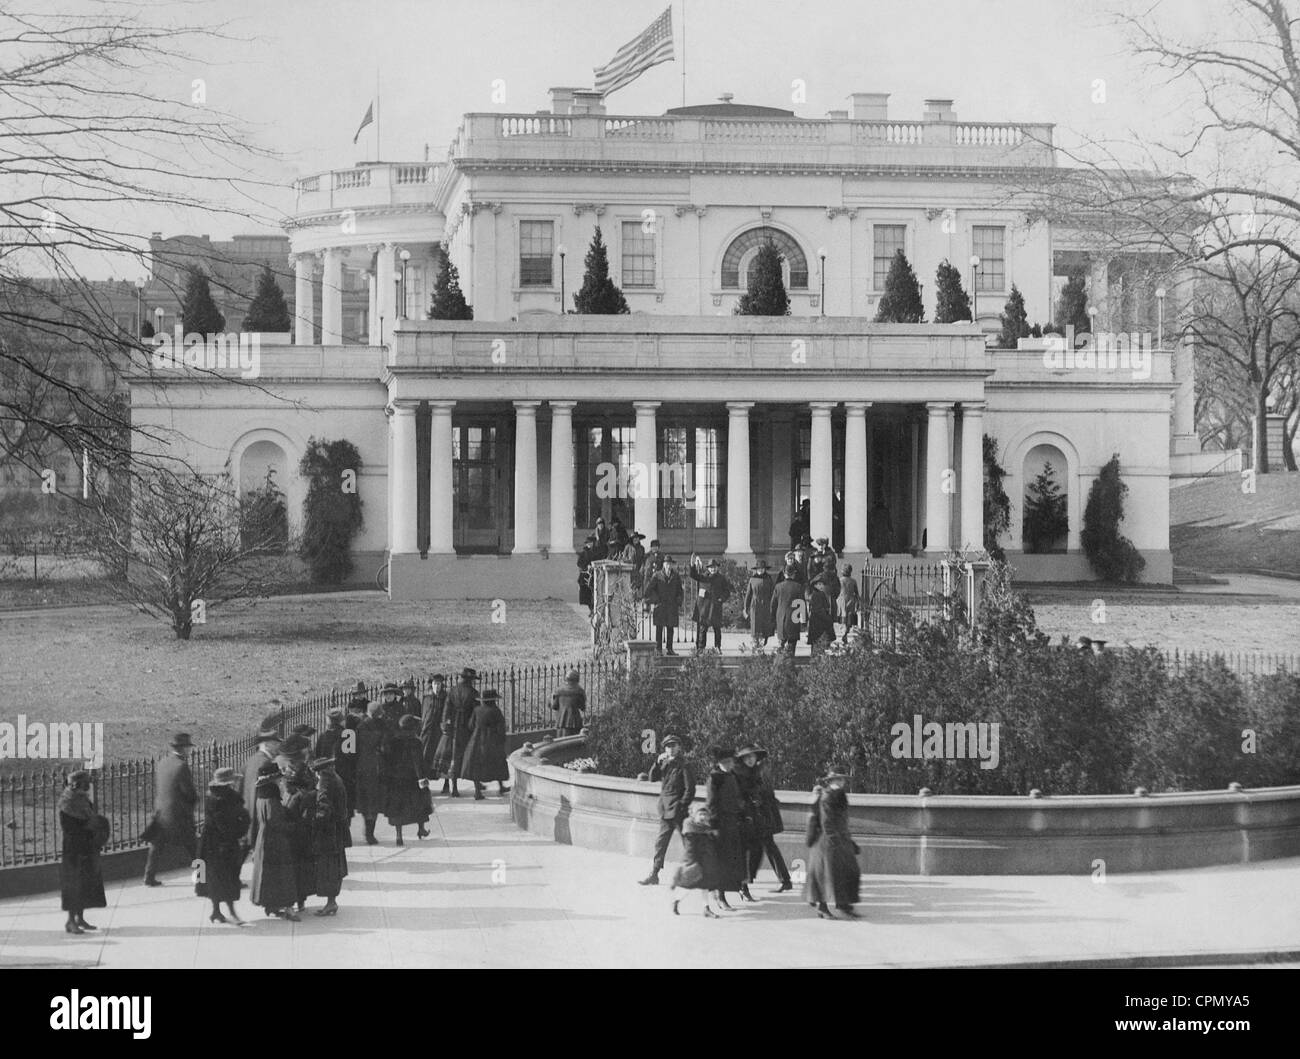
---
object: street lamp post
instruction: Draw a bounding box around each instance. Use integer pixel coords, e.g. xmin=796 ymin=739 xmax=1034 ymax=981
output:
xmin=969 ymin=254 xmax=981 ymax=323
xmin=1155 ymin=286 xmax=1166 ymax=348
xmin=399 ymin=248 xmax=411 ymax=320
xmin=817 ymin=246 xmax=827 ymax=315
xmin=557 ymin=244 xmax=568 ymax=313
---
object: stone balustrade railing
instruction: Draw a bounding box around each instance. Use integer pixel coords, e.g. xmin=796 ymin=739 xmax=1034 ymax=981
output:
xmin=291 ymin=162 xmax=444 ymax=216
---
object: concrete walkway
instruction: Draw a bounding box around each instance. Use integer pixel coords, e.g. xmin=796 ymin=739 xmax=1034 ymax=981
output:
xmin=3 ymin=797 xmax=1298 ymax=969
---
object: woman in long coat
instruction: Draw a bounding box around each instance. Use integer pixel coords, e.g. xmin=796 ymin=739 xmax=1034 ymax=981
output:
xmin=550 ymin=670 xmax=586 ymax=737
xmin=59 ymin=770 xmax=106 ymax=934
xmin=431 ymin=668 xmax=478 ymax=797
xmin=249 ymin=763 xmax=298 ymax=921
xmin=353 ymin=704 xmax=388 ymax=844
xmin=383 ymin=714 xmax=431 ymax=843
xmin=771 ymin=568 xmax=805 ymax=654
xmin=806 ymin=578 xmax=835 ymax=652
xmin=283 ymin=766 xmax=317 ymax=913
xmin=735 ymin=746 xmax=792 ymax=892
xmin=669 ymin=806 xmax=721 ymax=918
xmin=196 ymin=767 xmax=250 ymax=924
xmin=741 ymin=561 xmax=776 ymax=647
xmin=311 ymin=756 xmax=350 ymax=915
xmin=704 ymin=746 xmax=746 ymax=909
xmin=804 ymin=767 xmax=861 ymax=919
xmin=461 ymin=687 xmax=510 ymax=799
xmin=419 ymin=675 xmax=447 ymax=775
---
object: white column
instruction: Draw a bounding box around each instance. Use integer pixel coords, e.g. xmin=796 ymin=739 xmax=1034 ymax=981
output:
xmin=320 ymin=248 xmax=344 ymax=344
xmin=549 ymin=401 xmax=576 ymax=554
xmin=633 ymin=401 xmax=659 ymax=540
xmin=844 ymin=402 xmax=870 ymax=553
xmin=376 ymin=243 xmax=396 ymax=345
xmin=428 ymin=402 xmax=455 ymax=554
xmin=925 ymin=402 xmax=953 ymax=554
xmin=725 ymin=402 xmax=753 ymax=557
xmin=513 ymin=401 xmax=540 ymax=554
xmin=809 ymin=402 xmax=835 ymax=543
xmin=365 ymin=253 xmax=378 ymax=344
xmin=293 ymin=254 xmax=315 ymax=345
xmin=910 ymin=416 xmax=922 ymax=551
xmin=960 ymin=403 xmax=985 ymax=551
xmin=389 ymin=404 xmax=418 ymax=554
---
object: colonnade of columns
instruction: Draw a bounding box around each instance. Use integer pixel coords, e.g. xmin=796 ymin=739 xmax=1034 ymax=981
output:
xmin=292 ymin=243 xmax=407 ymax=347
xmin=384 ymin=398 xmax=987 ymax=558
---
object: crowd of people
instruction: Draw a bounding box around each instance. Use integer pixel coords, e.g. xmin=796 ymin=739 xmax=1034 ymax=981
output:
xmin=58 ymin=667 xmax=527 ymax=932
xmin=639 ymin=741 xmax=860 ymax=921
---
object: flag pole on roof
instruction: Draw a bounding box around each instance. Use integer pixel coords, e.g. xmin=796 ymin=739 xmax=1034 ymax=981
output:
xmin=593 ymin=6 xmax=676 ymax=100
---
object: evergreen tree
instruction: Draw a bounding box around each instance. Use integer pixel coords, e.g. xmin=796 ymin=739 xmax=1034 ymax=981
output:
xmin=1022 ymin=461 xmax=1068 ymax=554
xmin=982 ymin=434 xmax=1012 ymax=561
xmin=734 ymin=239 xmax=790 ymax=316
xmin=1081 ymin=454 xmax=1146 ymax=582
xmin=243 ymin=264 xmax=292 ymax=332
xmin=428 ymin=254 xmax=473 ymax=320
xmin=572 ymin=226 xmax=629 ymax=314
xmin=873 ymin=249 xmax=925 ymax=323
xmin=299 ymin=438 xmax=365 ymax=583
xmin=179 ymin=268 xmax=225 ymax=334
xmin=1055 ymin=270 xmax=1090 ymax=333
xmin=934 ymin=259 xmax=972 ymax=323
xmin=997 ymin=284 xmax=1031 ymax=348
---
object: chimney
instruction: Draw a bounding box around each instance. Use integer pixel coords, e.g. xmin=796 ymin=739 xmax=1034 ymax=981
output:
xmin=549 ymin=86 xmax=577 ymax=114
xmin=923 ymin=98 xmax=956 ymax=122
xmin=825 ymin=109 xmax=849 ymax=119
xmin=571 ymin=89 xmax=606 ymax=115
xmin=848 ymin=92 xmax=889 ymax=120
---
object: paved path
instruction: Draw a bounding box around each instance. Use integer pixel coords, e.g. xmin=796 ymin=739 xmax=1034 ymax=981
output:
xmin=3 ymin=798 xmax=1298 ymax=969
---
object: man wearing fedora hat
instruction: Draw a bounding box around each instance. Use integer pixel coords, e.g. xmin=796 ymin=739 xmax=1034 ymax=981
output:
xmin=430 ymin=667 xmax=478 ymax=797
xmin=638 ymin=735 xmax=693 ymax=886
xmin=241 ymin=713 xmax=283 ymax=857
xmin=742 ymin=559 xmax=776 ymax=648
xmin=771 ymin=565 xmax=805 ymax=655
xmin=688 ymin=553 xmax=731 ymax=652
xmin=643 ymin=554 xmax=684 ymax=655
xmin=142 ymin=732 xmax=198 ymax=887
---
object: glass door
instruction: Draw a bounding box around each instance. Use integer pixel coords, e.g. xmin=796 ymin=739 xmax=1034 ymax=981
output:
xmin=453 ymin=422 xmax=504 ymax=552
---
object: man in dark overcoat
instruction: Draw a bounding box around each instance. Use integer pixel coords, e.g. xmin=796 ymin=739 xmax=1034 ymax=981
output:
xmin=241 ymin=716 xmax=283 ymax=858
xmin=419 ymin=673 xmax=447 ymax=775
xmin=638 ymin=735 xmax=693 ymax=886
xmin=643 ymin=554 xmax=684 ymax=655
xmin=689 ymin=554 xmax=731 ymax=652
xmin=143 ymin=732 xmax=198 ymax=886
xmin=741 ymin=558 xmax=776 ymax=648
xmin=430 ymin=667 xmax=478 ymax=797
xmin=771 ymin=566 xmax=806 ymax=655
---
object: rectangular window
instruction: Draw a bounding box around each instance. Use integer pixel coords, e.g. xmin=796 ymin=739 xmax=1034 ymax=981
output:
xmin=657 ymin=425 xmax=725 ymax=530
xmin=972 ymin=226 xmax=1006 ymax=291
xmin=519 ymin=220 xmax=554 ymax=286
xmin=873 ymin=225 xmax=906 ymax=290
xmin=575 ymin=423 xmax=636 ymax=530
xmin=621 ymin=221 xmax=656 ymax=288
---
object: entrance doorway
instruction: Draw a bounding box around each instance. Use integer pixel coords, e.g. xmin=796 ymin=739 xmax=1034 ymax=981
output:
xmin=452 ymin=421 xmax=510 ymax=552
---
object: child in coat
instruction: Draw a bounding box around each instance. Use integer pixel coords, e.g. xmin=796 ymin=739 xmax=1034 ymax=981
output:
xmin=669 ymin=806 xmax=722 ymax=918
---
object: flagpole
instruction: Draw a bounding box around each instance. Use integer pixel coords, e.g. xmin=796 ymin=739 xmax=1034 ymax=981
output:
xmin=375 ymin=68 xmax=381 ymax=160
xmin=681 ymin=0 xmax=686 ymax=107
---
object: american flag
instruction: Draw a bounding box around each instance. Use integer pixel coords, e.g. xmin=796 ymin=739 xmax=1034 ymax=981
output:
xmin=594 ymin=7 xmax=675 ymax=98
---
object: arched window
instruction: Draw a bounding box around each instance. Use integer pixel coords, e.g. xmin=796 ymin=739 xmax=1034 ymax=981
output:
xmin=720 ymin=227 xmax=809 ymax=289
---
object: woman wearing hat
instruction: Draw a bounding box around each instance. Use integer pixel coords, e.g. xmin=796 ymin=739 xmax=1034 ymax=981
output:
xmin=250 ymin=762 xmax=299 ymax=921
xmin=419 ymin=674 xmax=447 ymax=776
xmin=383 ymin=714 xmax=432 ymax=843
xmin=59 ymin=770 xmax=107 ymax=934
xmin=804 ymin=766 xmax=861 ymax=919
xmin=806 ymin=577 xmax=835 ymax=654
xmin=312 ymin=756 xmax=350 ymax=916
xmin=550 ymin=669 xmax=587 ymax=737
xmin=283 ymin=764 xmax=319 ymax=913
xmin=742 ymin=560 xmax=776 ymax=648
xmin=399 ymin=677 xmax=422 ymax=721
xmin=461 ymin=687 xmax=510 ymax=800
xmin=196 ymin=767 xmax=251 ymax=924
xmin=704 ymin=746 xmax=746 ymax=909
xmin=354 ymin=698 xmax=389 ymax=844
xmin=734 ymin=746 xmax=792 ymax=893
xmin=431 ymin=667 xmax=478 ymax=797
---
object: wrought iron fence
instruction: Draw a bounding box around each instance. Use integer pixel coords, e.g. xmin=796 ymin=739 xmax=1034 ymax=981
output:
xmin=0 ymin=658 xmax=620 ymax=870
xmin=861 ymin=562 xmax=951 ymax=646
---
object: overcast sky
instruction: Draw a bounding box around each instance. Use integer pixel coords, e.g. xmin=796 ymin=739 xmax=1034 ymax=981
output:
xmin=67 ymin=0 xmax=1225 ymax=274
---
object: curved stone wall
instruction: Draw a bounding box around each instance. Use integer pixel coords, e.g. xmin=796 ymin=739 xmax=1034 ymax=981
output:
xmin=510 ymin=737 xmax=1300 ymax=875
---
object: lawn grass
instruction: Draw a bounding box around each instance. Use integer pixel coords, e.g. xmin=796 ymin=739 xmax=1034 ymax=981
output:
xmin=1172 ymin=473 xmax=1300 ymax=576
xmin=0 ymin=591 xmax=591 ymax=763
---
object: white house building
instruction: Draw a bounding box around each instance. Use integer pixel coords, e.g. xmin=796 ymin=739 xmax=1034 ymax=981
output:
xmin=130 ymin=89 xmax=1185 ymax=597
